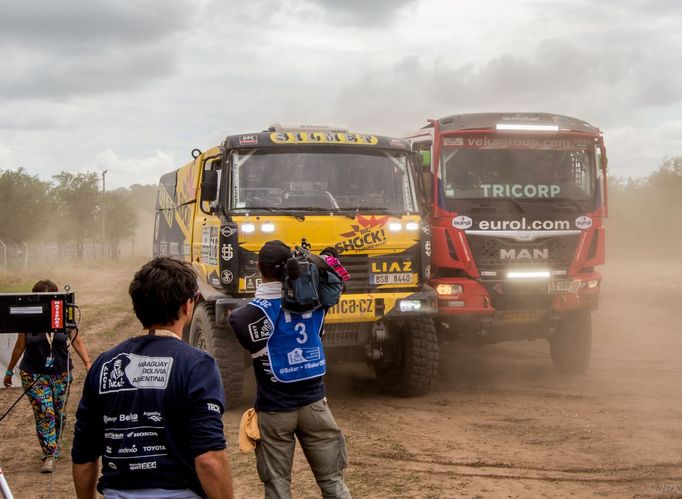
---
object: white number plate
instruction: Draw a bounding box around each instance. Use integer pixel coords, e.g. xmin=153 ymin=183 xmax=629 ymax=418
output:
xmin=371 ymin=273 xmax=413 ymax=285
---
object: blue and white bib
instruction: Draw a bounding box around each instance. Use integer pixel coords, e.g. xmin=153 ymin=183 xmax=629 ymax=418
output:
xmin=249 ymin=297 xmax=326 ymax=383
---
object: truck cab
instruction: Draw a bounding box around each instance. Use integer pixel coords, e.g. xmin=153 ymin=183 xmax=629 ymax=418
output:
xmin=154 ymin=124 xmax=438 ymax=404
xmin=404 ymin=113 xmax=607 ymax=373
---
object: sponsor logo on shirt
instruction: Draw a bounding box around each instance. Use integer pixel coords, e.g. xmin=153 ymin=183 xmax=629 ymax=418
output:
xmin=104 ymin=432 xmax=124 ymax=440
xmin=144 ymin=411 xmax=163 ymax=423
xmin=129 ymin=461 xmax=157 ymax=471
xmin=99 ymin=353 xmax=173 ymax=394
xmin=207 ymin=402 xmax=220 ymax=413
xmin=248 ymin=315 xmax=272 ymax=342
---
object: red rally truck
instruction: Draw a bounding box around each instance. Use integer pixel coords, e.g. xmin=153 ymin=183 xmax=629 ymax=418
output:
xmin=404 ymin=113 xmax=607 ymax=373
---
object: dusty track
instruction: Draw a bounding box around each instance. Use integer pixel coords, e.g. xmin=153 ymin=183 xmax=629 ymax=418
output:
xmin=1 ymin=259 xmax=681 ymax=498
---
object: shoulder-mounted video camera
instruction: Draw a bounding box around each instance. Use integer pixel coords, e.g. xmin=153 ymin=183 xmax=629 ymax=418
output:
xmin=0 ymin=291 xmax=77 ymax=334
xmin=282 ymin=246 xmax=343 ymax=314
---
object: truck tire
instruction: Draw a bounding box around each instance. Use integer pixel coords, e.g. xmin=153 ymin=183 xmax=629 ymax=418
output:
xmin=190 ymin=303 xmax=244 ymax=408
xmin=550 ymin=310 xmax=592 ymax=374
xmin=374 ymin=317 xmax=439 ymax=396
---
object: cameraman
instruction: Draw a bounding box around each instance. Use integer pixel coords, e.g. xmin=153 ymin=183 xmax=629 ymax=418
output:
xmin=229 ymin=240 xmax=351 ymax=499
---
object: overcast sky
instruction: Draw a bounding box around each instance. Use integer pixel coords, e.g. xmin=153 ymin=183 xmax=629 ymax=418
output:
xmin=1 ymin=0 xmax=681 ymax=188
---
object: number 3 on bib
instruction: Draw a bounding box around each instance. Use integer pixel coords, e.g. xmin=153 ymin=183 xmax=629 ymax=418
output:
xmin=295 ymin=323 xmax=308 ymax=344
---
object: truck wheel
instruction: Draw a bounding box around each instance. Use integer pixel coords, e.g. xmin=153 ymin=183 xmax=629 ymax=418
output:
xmin=190 ymin=303 xmax=244 ymax=408
xmin=550 ymin=310 xmax=592 ymax=374
xmin=374 ymin=317 xmax=439 ymax=396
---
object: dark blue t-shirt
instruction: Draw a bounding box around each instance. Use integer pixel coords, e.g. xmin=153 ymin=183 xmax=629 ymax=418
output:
xmin=229 ymin=302 xmax=325 ymax=412
xmin=71 ymin=336 xmax=226 ymax=497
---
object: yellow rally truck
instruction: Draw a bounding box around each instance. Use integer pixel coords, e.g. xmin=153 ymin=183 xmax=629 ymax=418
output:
xmin=153 ymin=124 xmax=438 ymax=405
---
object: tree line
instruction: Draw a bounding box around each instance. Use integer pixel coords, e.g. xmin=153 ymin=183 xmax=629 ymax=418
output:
xmin=607 ymin=155 xmax=682 ymax=259
xmin=0 ymin=168 xmax=156 ymax=262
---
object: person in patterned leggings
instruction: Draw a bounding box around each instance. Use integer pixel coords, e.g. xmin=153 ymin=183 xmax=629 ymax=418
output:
xmin=3 ymin=279 xmax=91 ymax=473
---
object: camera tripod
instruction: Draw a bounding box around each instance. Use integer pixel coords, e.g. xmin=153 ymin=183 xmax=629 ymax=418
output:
xmin=0 ymin=464 xmax=14 ymax=499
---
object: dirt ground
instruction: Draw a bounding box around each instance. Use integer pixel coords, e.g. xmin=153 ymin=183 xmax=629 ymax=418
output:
xmin=1 ymin=258 xmax=681 ymax=498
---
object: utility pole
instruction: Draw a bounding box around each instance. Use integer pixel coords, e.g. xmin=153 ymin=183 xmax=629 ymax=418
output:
xmin=102 ymin=170 xmax=107 ymax=260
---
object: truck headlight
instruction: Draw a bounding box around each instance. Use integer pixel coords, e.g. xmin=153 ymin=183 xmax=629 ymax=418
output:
xmin=242 ymin=223 xmax=256 ymax=233
xmin=405 ymin=222 xmax=419 ymax=231
xmin=261 ymin=223 xmax=276 ymax=233
xmin=388 ymin=222 xmax=402 ymax=232
xmin=436 ymin=284 xmax=463 ymax=296
xmin=581 ymin=279 xmax=600 ymax=289
xmin=399 ymin=299 xmax=422 ymax=312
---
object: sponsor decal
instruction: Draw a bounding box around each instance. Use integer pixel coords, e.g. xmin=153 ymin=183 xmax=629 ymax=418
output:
xmin=575 ymin=215 xmax=593 ymax=230
xmin=159 ymin=240 xmax=168 ymax=256
xmin=493 ymin=283 xmax=504 ymax=294
xmin=445 ymin=136 xmax=575 ymax=150
xmin=129 ymin=461 xmax=157 ymax=471
xmin=51 ymin=300 xmax=63 ymax=329
xmin=127 ymin=430 xmax=158 ymax=438
xmin=100 ymin=353 xmax=173 ymax=394
xmin=118 ymin=445 xmax=138 ymax=454
xmin=481 ymin=184 xmax=561 ymax=198
xmin=443 ymin=137 xmax=464 ymax=146
xmin=371 ymin=260 xmax=412 ymax=273
xmin=245 ymin=273 xmax=262 ymax=292
xmin=142 ymin=445 xmax=166 ymax=452
xmin=286 ymin=347 xmax=322 ymax=366
xmin=207 ymin=403 xmax=220 ymax=413
xmin=105 ymin=432 xmax=124 ymax=440
xmin=221 ymin=270 xmax=234 ymax=284
xmin=105 ymin=446 xmax=112 ymax=454
xmin=334 ymin=216 xmax=389 ymax=254
xmin=328 ymin=298 xmax=374 ymax=317
xmin=248 ymin=315 xmax=272 ymax=342
xmin=500 ymin=248 xmax=549 ymax=260
xmin=169 ymin=242 xmax=180 ymax=256
xmin=252 ymin=298 xmax=273 ymax=309
xmin=157 ymin=184 xmax=175 ymax=227
xmin=221 ymin=243 xmax=234 ymax=261
xmin=221 ymin=225 xmax=236 ymax=238
xmin=108 ymin=462 xmax=118 ymax=470
xmin=144 ymin=411 xmax=163 ymax=422
xmin=424 ymin=264 xmax=431 ymax=279
xmin=103 ymin=415 xmax=118 ymax=424
xmin=239 ymin=134 xmax=258 ymax=145
xmin=270 ymin=132 xmax=378 ymax=145
xmin=453 ymin=215 xmax=473 ymax=230
xmin=424 ymin=240 xmax=431 ymax=257
xmin=211 ymin=277 xmax=221 ymax=287
xmin=389 ymin=137 xmax=405 ymax=147
xmin=201 ymin=226 xmax=219 ymax=265
xmin=477 ymin=218 xmax=572 ymax=231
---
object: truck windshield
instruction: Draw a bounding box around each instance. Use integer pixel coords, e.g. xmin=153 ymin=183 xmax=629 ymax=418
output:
xmin=440 ymin=136 xmax=596 ymax=201
xmin=230 ymin=147 xmax=416 ymax=212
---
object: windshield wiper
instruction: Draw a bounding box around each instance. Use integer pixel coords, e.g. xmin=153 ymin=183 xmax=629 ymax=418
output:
xmin=246 ymin=207 xmax=305 ymax=221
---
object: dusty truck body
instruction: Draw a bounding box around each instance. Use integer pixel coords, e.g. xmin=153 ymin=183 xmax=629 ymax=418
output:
xmin=153 ymin=124 xmax=438 ymax=405
xmin=404 ymin=113 xmax=607 ymax=373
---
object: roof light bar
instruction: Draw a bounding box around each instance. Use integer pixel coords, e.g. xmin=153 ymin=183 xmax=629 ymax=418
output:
xmin=507 ymin=270 xmax=551 ymax=279
xmin=496 ymin=123 xmax=560 ymax=132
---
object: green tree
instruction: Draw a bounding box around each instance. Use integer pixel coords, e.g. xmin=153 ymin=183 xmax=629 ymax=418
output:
xmin=0 ymin=168 xmax=52 ymax=242
xmin=104 ymin=189 xmax=139 ymax=259
xmin=52 ymin=171 xmax=101 ymax=259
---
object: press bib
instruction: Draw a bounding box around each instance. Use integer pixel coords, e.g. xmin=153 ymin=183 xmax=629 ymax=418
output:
xmin=249 ymin=298 xmax=326 ymax=383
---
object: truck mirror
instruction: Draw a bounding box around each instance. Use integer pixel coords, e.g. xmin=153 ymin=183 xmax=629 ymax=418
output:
xmin=420 ymin=151 xmax=431 ymax=171
xmin=200 ymin=170 xmax=219 ymax=203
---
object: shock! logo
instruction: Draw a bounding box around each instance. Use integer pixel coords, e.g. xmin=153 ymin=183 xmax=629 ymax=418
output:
xmin=335 ymin=216 xmax=389 ymax=254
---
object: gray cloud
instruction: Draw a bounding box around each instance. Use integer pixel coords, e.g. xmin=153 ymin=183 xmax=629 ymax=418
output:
xmin=306 ymin=0 xmax=417 ymax=26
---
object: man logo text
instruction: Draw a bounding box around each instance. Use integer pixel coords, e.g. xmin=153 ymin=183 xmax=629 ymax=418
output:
xmin=500 ymin=249 xmax=549 ymax=260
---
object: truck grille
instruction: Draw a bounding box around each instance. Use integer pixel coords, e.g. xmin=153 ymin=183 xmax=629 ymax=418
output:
xmin=339 ymin=254 xmax=371 ymax=292
xmin=467 ymin=233 xmax=579 ymax=270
